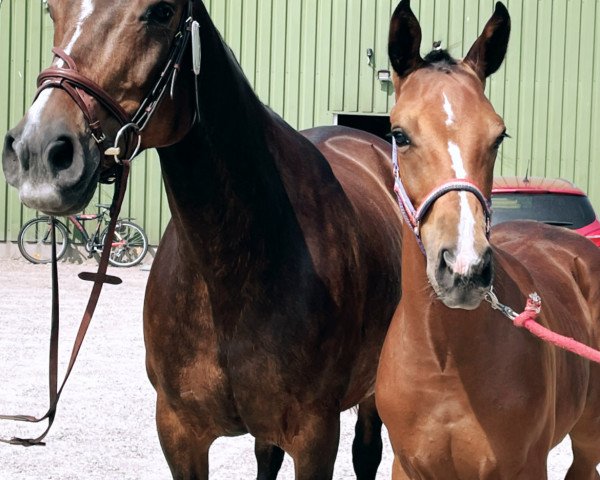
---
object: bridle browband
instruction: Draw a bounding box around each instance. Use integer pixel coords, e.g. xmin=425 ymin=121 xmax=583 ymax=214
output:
xmin=0 ymin=1 xmax=199 ymax=447
xmin=35 ymin=1 xmax=196 ymax=179
xmin=391 ymin=137 xmax=492 ymax=254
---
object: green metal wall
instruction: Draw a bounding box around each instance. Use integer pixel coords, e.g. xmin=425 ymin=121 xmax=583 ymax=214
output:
xmin=1 ymin=0 xmax=599 ymax=244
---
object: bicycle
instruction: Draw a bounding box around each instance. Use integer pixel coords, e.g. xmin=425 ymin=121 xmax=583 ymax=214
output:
xmin=17 ymin=204 xmax=149 ymax=267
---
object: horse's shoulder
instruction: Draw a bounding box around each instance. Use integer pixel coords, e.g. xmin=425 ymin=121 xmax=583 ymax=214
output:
xmin=301 ymin=126 xmax=394 ymax=190
xmin=301 ymin=125 xmax=390 ymax=157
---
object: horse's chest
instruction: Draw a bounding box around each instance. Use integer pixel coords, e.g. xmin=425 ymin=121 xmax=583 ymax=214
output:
xmin=144 ymin=277 xmax=303 ymax=435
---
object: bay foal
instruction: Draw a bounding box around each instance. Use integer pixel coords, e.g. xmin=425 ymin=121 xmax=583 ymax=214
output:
xmin=376 ymin=1 xmax=600 ymax=478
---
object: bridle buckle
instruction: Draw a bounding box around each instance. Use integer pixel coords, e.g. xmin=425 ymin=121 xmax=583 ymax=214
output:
xmin=91 ymin=132 xmax=106 ymax=144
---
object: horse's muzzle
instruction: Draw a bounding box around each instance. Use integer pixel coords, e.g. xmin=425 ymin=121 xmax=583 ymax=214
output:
xmin=2 ymin=121 xmax=100 ymax=215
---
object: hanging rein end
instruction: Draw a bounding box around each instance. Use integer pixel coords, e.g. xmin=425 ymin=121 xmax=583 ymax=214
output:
xmin=8 ymin=437 xmax=46 ymax=447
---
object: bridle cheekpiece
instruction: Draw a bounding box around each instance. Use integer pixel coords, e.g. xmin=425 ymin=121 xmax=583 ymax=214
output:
xmin=34 ymin=1 xmax=198 ymax=180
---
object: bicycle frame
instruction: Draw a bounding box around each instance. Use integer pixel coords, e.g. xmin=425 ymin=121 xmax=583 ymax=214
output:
xmin=66 ymin=207 xmax=111 ymax=254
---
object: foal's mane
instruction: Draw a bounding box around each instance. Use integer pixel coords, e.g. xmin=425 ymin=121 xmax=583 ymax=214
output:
xmin=423 ymin=48 xmax=457 ymax=73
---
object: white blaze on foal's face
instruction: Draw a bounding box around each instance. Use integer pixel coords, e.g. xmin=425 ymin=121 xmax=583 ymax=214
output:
xmin=443 ymin=93 xmax=455 ymax=126
xmin=443 ymin=93 xmax=478 ymax=276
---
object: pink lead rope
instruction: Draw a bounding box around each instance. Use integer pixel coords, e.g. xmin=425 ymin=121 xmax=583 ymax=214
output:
xmin=485 ymin=289 xmax=600 ymax=364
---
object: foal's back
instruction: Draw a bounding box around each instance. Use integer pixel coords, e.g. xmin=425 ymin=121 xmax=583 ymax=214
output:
xmin=493 ymin=220 xmax=600 ymax=447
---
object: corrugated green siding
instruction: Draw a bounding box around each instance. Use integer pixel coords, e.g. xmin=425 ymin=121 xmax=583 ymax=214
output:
xmin=1 ymin=0 xmax=599 ymax=244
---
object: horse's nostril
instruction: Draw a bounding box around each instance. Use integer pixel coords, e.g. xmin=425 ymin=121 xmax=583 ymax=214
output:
xmin=3 ymin=133 xmax=16 ymax=159
xmin=47 ymin=137 xmax=74 ymax=172
xmin=2 ymin=132 xmax=26 ymax=172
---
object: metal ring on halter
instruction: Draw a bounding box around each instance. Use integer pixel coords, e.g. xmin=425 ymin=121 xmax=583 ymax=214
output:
xmin=108 ymin=123 xmax=142 ymax=164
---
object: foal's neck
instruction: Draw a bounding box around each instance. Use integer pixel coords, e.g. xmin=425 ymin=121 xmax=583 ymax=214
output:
xmin=399 ymin=224 xmax=490 ymax=366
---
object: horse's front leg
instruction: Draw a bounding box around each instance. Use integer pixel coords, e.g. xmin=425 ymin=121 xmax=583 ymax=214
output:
xmin=283 ymin=411 xmax=340 ymax=480
xmin=352 ymin=395 xmax=383 ymax=479
xmin=155 ymin=393 xmax=214 ymax=480
xmin=255 ymin=439 xmax=285 ymax=480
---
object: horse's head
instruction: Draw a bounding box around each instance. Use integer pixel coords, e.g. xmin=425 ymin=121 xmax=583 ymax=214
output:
xmin=389 ymin=0 xmax=510 ymax=309
xmin=2 ymin=0 xmax=198 ymax=215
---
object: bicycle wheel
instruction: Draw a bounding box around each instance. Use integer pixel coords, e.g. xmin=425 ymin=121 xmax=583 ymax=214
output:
xmin=17 ymin=217 xmax=69 ymax=264
xmin=101 ymin=221 xmax=149 ymax=267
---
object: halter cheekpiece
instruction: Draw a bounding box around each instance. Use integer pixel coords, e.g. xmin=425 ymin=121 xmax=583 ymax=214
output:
xmin=391 ymin=136 xmax=493 ymax=254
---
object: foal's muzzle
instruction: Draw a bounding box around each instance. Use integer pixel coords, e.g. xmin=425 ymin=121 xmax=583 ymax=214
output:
xmin=433 ymin=246 xmax=494 ymax=310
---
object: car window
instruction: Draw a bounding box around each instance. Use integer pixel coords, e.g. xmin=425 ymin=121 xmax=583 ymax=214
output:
xmin=491 ymin=193 xmax=597 ymax=229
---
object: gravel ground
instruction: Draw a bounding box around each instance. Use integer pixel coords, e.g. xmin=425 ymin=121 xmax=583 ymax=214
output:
xmin=0 ymin=257 xmax=594 ymax=479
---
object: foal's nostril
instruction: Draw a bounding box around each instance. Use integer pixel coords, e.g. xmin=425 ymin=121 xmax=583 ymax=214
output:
xmin=46 ymin=136 xmax=74 ymax=172
xmin=479 ymin=248 xmax=494 ymax=286
xmin=439 ymin=249 xmax=453 ymax=273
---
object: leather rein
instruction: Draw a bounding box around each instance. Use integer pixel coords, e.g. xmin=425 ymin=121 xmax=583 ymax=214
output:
xmin=0 ymin=1 xmax=198 ymax=446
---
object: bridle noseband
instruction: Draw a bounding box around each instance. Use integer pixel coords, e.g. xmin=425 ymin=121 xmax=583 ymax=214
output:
xmin=391 ymin=137 xmax=492 ymax=254
xmin=35 ymin=1 xmax=197 ymax=181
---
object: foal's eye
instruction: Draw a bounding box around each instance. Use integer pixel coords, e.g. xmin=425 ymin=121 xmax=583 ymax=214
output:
xmin=144 ymin=2 xmax=175 ymax=24
xmin=493 ymin=130 xmax=510 ymax=150
xmin=391 ymin=130 xmax=411 ymax=148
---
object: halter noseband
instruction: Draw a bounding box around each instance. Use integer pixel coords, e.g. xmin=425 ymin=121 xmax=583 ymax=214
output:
xmin=34 ymin=1 xmax=197 ymax=180
xmin=391 ymin=137 xmax=492 ymax=254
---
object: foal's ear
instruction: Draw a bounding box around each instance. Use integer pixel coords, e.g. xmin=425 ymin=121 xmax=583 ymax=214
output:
xmin=464 ymin=2 xmax=511 ymax=81
xmin=388 ymin=0 xmax=424 ymax=78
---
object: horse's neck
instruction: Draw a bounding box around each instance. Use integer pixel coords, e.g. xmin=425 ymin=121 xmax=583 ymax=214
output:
xmin=156 ymin=13 xmax=311 ymax=274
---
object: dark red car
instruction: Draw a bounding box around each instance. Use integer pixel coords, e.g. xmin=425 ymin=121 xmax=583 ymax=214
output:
xmin=492 ymin=176 xmax=600 ymax=247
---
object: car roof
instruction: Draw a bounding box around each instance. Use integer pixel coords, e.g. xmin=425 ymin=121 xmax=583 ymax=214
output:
xmin=492 ymin=176 xmax=586 ymax=196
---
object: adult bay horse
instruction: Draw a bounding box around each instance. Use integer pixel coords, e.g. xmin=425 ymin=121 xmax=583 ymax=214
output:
xmin=376 ymin=1 xmax=600 ymax=478
xmin=1 ymin=1 xmax=403 ymax=478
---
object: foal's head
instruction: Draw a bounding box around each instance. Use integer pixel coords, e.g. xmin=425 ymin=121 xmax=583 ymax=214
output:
xmin=389 ymin=0 xmax=510 ymax=309
xmin=2 ymin=0 xmax=198 ymax=215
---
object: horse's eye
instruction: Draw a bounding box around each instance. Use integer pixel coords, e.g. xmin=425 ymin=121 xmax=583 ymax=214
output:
xmin=144 ymin=2 xmax=175 ymax=24
xmin=493 ymin=130 xmax=510 ymax=150
xmin=392 ymin=130 xmax=411 ymax=147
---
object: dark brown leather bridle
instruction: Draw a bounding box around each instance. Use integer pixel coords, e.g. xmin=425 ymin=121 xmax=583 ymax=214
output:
xmin=0 ymin=1 xmax=197 ymax=446
xmin=36 ymin=1 xmax=195 ymax=181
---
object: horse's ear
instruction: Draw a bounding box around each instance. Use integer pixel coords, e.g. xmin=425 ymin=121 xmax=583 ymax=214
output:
xmin=388 ymin=0 xmax=424 ymax=78
xmin=464 ymin=2 xmax=511 ymax=81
